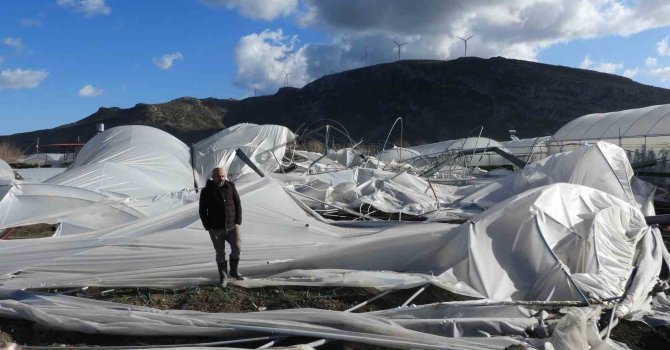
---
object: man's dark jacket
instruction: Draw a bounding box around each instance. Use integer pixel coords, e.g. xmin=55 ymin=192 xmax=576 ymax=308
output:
xmin=199 ymin=179 xmax=242 ymax=231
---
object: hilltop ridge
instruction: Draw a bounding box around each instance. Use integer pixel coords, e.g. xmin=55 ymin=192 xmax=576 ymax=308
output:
xmin=4 ymin=57 xmax=670 ymax=149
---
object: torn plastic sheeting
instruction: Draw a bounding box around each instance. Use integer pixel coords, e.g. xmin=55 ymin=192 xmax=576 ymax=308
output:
xmin=0 ymin=177 xmax=655 ymax=313
xmin=549 ymin=306 xmax=630 ymax=350
xmin=453 ymin=142 xmax=648 ymax=215
xmin=432 ymin=183 xmax=649 ymax=302
xmin=292 ymin=168 xmax=460 ymax=216
xmin=626 ymin=292 xmax=670 ymax=327
xmin=372 ymin=301 xmax=551 ymax=338
xmin=192 ymin=123 xmax=295 ymax=187
xmin=0 ymin=289 xmax=530 ymax=350
xmin=0 ymin=183 xmax=143 ymax=231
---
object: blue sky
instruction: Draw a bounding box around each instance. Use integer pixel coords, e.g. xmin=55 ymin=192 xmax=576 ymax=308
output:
xmin=2 ymin=0 xmax=670 ymax=135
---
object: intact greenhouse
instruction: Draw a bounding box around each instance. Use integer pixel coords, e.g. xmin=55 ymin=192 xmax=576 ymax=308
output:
xmin=553 ymin=103 xmax=670 ymax=163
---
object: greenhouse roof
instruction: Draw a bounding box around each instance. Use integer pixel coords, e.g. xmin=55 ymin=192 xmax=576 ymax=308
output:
xmin=554 ymin=104 xmax=670 ymax=141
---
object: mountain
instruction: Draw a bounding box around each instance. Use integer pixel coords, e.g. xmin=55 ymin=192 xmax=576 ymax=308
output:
xmin=4 ymin=57 xmax=670 ymax=150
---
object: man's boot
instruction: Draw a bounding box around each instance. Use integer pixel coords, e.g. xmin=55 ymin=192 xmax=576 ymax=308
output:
xmin=217 ymin=261 xmax=228 ymax=285
xmin=229 ymin=258 xmax=244 ymax=280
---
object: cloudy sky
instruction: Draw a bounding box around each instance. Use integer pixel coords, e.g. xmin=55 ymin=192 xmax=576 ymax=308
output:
xmin=2 ymin=0 xmax=670 ymax=135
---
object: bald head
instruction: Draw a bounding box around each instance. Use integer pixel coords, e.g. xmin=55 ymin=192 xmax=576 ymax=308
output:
xmin=211 ymin=167 xmax=227 ymax=185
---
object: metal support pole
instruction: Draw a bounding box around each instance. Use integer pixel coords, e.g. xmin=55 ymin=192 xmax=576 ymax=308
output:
xmin=401 ymin=284 xmax=428 ymax=307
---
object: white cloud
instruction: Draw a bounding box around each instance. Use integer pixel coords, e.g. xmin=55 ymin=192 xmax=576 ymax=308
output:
xmin=579 ymin=55 xmax=623 ymax=74
xmin=78 ymin=84 xmax=103 ymax=97
xmin=3 ymin=38 xmax=24 ymax=53
xmin=623 ymin=68 xmax=638 ymax=78
xmin=649 ymin=67 xmax=670 ymax=81
xmin=579 ymin=55 xmax=593 ymax=69
xmin=232 ymin=1 xmax=670 ymax=90
xmin=57 ymin=0 xmax=111 ymax=16
xmin=21 ymin=18 xmax=43 ymax=27
xmin=658 ymin=36 xmax=670 ymax=56
xmin=234 ymin=29 xmax=308 ymax=93
xmin=153 ymin=52 xmax=184 ymax=70
xmin=202 ymin=0 xmax=297 ymax=20
xmin=646 ymin=57 xmax=658 ymax=67
xmin=0 ymin=68 xmax=48 ymax=89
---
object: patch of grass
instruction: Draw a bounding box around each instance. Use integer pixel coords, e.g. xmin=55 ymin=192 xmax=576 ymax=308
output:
xmin=95 ymin=284 xmax=472 ymax=314
xmin=4 ymin=224 xmax=55 ymax=240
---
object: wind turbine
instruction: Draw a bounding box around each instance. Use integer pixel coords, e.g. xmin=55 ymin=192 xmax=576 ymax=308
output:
xmin=456 ymin=35 xmax=474 ymax=57
xmin=360 ymin=46 xmax=368 ymax=66
xmin=282 ymin=71 xmax=290 ymax=87
xmin=392 ymin=40 xmax=408 ymax=61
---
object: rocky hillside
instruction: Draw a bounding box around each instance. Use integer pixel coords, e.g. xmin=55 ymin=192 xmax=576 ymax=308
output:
xmin=4 ymin=57 xmax=670 ymax=149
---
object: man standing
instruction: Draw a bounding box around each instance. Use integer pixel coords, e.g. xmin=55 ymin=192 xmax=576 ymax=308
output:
xmin=199 ymin=167 xmax=243 ymax=284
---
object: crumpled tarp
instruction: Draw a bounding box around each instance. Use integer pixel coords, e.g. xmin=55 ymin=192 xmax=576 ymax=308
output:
xmin=453 ymin=142 xmax=655 ymax=216
xmin=0 ymin=124 xmax=666 ymax=348
xmin=0 ymin=289 xmax=537 ymax=349
xmin=290 ymin=168 xmax=461 ymax=216
xmin=192 ymin=123 xmax=295 ymax=187
xmin=0 ymin=175 xmax=655 ymax=313
xmin=0 ymin=124 xmax=295 ymax=235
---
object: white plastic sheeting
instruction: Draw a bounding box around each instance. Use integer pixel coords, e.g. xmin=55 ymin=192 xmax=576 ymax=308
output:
xmin=290 ymin=168 xmax=461 ymax=216
xmin=292 ymin=150 xmax=347 ymax=173
xmin=14 ymin=167 xmax=66 ymax=183
xmin=0 ymin=158 xmax=13 ymax=183
xmin=408 ymin=137 xmax=506 ymax=157
xmin=0 ymin=183 xmax=143 ymax=232
xmin=0 ymin=289 xmax=533 ymax=350
xmin=192 ymin=123 xmax=295 ymax=187
xmin=0 ymin=126 xmax=197 ymax=235
xmin=627 ymin=292 xmax=670 ymax=327
xmin=453 ymin=142 xmax=654 ymax=215
xmin=501 ymin=136 xmax=552 ymax=164
xmin=46 ymin=125 xmax=194 ymax=198
xmin=0 ymin=175 xmax=656 ymax=314
xmin=0 ymin=124 xmax=665 ymax=349
xmin=0 ymin=124 xmax=296 ymax=235
xmin=375 ymin=147 xmax=423 ymax=163
xmin=555 ymin=104 xmax=670 ymax=140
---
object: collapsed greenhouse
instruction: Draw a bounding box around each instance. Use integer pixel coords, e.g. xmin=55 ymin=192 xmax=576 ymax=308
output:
xmin=0 ymin=105 xmax=669 ymax=349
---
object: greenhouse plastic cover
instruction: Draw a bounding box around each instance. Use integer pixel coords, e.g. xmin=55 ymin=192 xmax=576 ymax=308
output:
xmin=554 ymin=103 xmax=670 ymax=140
xmin=0 ymin=124 xmax=294 ymax=235
xmin=45 ymin=125 xmax=194 ymax=198
xmin=0 ymin=158 xmax=13 ymax=183
xmin=0 ymin=124 xmax=666 ymax=348
xmin=289 ymin=168 xmax=461 ymax=216
xmin=452 ymin=142 xmax=656 ymax=216
xmin=0 ymin=177 xmax=659 ymax=309
xmin=407 ymin=137 xmax=507 ymax=157
xmin=0 ymin=289 xmax=541 ymax=349
xmin=192 ymin=123 xmax=295 ymax=187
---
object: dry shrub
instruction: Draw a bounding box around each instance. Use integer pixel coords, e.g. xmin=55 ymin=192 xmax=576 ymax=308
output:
xmin=304 ymin=140 xmax=325 ymax=153
xmin=0 ymin=141 xmax=23 ymax=163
